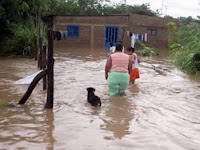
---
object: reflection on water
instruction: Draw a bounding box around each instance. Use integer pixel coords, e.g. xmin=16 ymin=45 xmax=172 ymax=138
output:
xmin=0 ymin=58 xmax=55 ymax=150
xmin=101 ymin=96 xmax=135 ymax=139
xmin=44 ymin=110 xmax=55 ymax=150
xmin=0 ymin=46 xmax=200 ymax=150
xmin=0 ymin=106 xmax=55 ymax=150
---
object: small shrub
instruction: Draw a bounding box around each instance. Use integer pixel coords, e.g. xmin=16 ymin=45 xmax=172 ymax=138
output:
xmin=6 ymin=24 xmax=35 ymax=57
xmin=169 ymin=25 xmax=200 ymax=75
xmin=137 ymin=39 xmax=160 ymax=56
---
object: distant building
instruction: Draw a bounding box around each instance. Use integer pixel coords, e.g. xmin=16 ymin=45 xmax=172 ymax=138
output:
xmin=50 ymin=13 xmax=179 ymax=49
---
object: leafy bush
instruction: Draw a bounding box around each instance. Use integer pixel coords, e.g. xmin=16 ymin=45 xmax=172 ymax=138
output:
xmin=5 ymin=24 xmax=35 ymax=57
xmin=167 ymin=22 xmax=178 ymax=47
xmin=169 ymin=25 xmax=200 ymax=75
xmin=137 ymin=39 xmax=160 ymax=56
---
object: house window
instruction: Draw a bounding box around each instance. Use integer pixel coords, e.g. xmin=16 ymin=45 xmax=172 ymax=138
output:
xmin=147 ymin=28 xmax=158 ymax=36
xmin=67 ymin=25 xmax=79 ymax=37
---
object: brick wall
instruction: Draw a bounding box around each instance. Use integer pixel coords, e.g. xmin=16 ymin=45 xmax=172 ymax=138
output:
xmin=55 ymin=15 xmax=129 ymax=25
xmin=53 ymin=14 xmax=179 ymax=48
xmin=54 ymin=15 xmax=129 ymax=48
xmin=129 ymin=14 xmax=179 ymax=48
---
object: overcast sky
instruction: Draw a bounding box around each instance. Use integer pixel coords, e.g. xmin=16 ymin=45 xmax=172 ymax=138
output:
xmin=111 ymin=0 xmax=200 ymax=19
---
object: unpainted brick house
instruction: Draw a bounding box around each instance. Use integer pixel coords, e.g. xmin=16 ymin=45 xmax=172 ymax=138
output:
xmin=50 ymin=13 xmax=179 ymax=49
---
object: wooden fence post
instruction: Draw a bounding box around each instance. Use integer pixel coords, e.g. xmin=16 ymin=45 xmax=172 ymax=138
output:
xmin=42 ymin=45 xmax=47 ymax=90
xmin=38 ymin=37 xmax=43 ymax=69
xmin=34 ymin=35 xmax=37 ymax=60
xmin=44 ymin=30 xmax=54 ymax=109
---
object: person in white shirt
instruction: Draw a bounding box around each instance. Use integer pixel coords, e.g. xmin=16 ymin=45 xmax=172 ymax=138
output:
xmin=127 ymin=47 xmax=140 ymax=84
xmin=129 ymin=32 xmax=137 ymax=48
xmin=109 ymin=42 xmax=116 ymax=53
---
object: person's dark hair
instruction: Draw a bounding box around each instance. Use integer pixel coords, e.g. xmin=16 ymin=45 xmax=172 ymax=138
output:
xmin=115 ymin=43 xmax=123 ymax=51
xmin=118 ymin=41 xmax=122 ymax=44
xmin=110 ymin=41 xmax=113 ymax=46
xmin=129 ymin=32 xmax=132 ymax=37
xmin=127 ymin=47 xmax=135 ymax=52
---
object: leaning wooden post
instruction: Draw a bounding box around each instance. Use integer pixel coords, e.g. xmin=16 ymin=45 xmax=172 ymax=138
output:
xmin=18 ymin=69 xmax=47 ymax=104
xmin=42 ymin=45 xmax=47 ymax=90
xmin=44 ymin=30 xmax=54 ymax=109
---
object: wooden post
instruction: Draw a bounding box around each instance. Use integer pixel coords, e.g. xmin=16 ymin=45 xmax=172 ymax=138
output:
xmin=44 ymin=30 xmax=54 ymax=109
xmin=34 ymin=14 xmax=37 ymax=61
xmin=37 ymin=10 xmax=42 ymax=69
xmin=38 ymin=37 xmax=43 ymax=69
xmin=34 ymin=35 xmax=37 ymax=60
xmin=42 ymin=46 xmax=47 ymax=90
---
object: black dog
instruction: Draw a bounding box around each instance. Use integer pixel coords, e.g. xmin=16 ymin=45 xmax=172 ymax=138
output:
xmin=87 ymin=87 xmax=101 ymax=106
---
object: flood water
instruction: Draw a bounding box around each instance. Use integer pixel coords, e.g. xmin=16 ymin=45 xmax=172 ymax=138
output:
xmin=0 ymin=46 xmax=200 ymax=150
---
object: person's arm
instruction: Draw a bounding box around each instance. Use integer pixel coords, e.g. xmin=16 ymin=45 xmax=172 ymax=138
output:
xmin=135 ymin=52 xmax=140 ymax=63
xmin=130 ymin=54 xmax=134 ymax=64
xmin=128 ymin=57 xmax=132 ymax=74
xmin=105 ymin=56 xmax=112 ymax=80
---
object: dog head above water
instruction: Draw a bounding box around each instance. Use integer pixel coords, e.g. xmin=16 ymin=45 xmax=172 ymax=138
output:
xmin=87 ymin=87 xmax=95 ymax=93
xmin=86 ymin=87 xmax=101 ymax=107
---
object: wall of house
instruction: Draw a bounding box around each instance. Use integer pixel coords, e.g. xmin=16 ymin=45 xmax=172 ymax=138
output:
xmin=129 ymin=14 xmax=179 ymax=48
xmin=52 ymin=14 xmax=179 ymax=49
xmin=53 ymin=15 xmax=129 ymax=48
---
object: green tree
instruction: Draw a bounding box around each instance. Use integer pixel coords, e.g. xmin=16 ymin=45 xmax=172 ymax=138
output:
xmin=49 ymin=0 xmax=80 ymax=15
xmin=178 ymin=16 xmax=195 ymax=25
xmin=164 ymin=15 xmax=173 ymax=19
xmin=0 ymin=0 xmax=49 ymax=56
xmin=131 ymin=3 xmax=158 ymax=16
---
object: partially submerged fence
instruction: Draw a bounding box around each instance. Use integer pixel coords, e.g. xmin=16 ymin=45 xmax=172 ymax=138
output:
xmin=18 ymin=30 xmax=67 ymax=109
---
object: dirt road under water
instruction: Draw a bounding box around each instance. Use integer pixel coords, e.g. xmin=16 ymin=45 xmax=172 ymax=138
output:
xmin=0 ymin=47 xmax=200 ymax=150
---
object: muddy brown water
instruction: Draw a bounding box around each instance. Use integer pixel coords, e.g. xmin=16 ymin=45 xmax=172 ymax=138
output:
xmin=0 ymin=47 xmax=200 ymax=150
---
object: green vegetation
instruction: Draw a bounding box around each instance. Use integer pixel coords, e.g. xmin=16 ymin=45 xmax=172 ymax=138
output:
xmin=0 ymin=0 xmax=48 ymax=57
xmin=137 ymin=39 xmax=160 ymax=56
xmin=167 ymin=22 xmax=178 ymax=47
xmin=168 ymin=23 xmax=200 ymax=76
xmin=5 ymin=25 xmax=35 ymax=57
xmin=178 ymin=16 xmax=200 ymax=25
xmin=0 ymin=0 xmax=158 ymax=57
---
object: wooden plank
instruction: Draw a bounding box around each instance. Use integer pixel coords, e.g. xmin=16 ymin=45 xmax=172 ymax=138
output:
xmin=18 ymin=69 xmax=47 ymax=104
